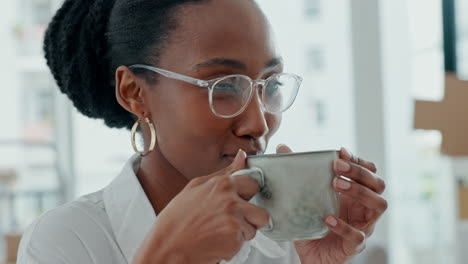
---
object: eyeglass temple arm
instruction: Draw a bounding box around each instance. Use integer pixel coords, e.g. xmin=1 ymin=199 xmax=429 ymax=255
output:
xmin=129 ymin=64 xmax=209 ymax=87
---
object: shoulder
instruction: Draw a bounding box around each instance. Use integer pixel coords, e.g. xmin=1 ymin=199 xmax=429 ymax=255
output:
xmin=24 ymin=190 xmax=110 ymax=238
xmin=17 ymin=191 xmax=124 ymax=264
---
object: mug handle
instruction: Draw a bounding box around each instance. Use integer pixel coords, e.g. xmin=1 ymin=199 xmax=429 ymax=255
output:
xmin=230 ymin=167 xmax=265 ymax=189
xmin=231 ymin=168 xmax=274 ymax=231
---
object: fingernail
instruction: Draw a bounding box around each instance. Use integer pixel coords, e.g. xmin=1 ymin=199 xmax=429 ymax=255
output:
xmin=276 ymin=144 xmax=287 ymax=151
xmin=334 ymin=177 xmax=351 ymax=190
xmin=325 ymin=215 xmax=337 ymax=227
xmin=356 ymin=241 xmax=366 ymax=252
xmin=334 ymin=160 xmax=351 ymax=172
xmin=235 ymin=149 xmax=246 ymax=160
xmin=341 ymin=147 xmax=352 ymax=160
xmin=264 ymin=217 xmax=274 ymax=231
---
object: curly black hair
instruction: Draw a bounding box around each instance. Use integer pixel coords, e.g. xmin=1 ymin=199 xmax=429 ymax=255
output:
xmin=44 ymin=0 xmax=208 ymax=129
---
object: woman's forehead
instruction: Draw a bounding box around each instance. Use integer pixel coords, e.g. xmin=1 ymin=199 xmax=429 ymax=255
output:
xmin=158 ymin=0 xmax=279 ymax=73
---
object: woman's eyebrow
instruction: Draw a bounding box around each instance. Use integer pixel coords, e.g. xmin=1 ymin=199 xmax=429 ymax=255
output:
xmin=193 ymin=57 xmax=283 ymax=71
xmin=265 ymin=57 xmax=283 ymax=68
xmin=193 ymin=58 xmax=246 ymax=71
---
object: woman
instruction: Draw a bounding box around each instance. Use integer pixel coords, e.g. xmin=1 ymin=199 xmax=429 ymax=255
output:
xmin=17 ymin=0 xmax=388 ymax=263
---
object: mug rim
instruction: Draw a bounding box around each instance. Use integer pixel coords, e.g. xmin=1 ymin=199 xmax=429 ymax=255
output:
xmin=247 ymin=149 xmax=339 ymax=159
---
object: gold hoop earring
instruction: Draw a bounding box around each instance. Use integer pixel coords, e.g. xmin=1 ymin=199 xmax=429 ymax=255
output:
xmin=131 ymin=117 xmax=156 ymax=157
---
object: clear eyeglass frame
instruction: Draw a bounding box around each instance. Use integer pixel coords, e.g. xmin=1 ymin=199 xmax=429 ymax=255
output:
xmin=128 ymin=64 xmax=303 ymax=118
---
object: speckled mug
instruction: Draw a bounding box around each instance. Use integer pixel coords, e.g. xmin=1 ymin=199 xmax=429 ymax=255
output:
xmin=231 ymin=150 xmax=339 ymax=242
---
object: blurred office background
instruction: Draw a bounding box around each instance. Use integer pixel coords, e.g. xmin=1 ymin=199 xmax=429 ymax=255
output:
xmin=1 ymin=0 xmax=468 ymax=263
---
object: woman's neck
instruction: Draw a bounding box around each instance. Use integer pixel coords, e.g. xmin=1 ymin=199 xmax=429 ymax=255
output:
xmin=136 ymin=148 xmax=189 ymax=215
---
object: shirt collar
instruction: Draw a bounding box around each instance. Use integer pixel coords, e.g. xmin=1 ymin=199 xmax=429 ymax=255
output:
xmin=103 ymin=154 xmax=154 ymax=263
xmin=103 ymin=154 xmax=286 ymax=263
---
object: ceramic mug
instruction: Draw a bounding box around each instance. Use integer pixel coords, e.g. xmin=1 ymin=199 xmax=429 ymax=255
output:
xmin=231 ymin=150 xmax=339 ymax=241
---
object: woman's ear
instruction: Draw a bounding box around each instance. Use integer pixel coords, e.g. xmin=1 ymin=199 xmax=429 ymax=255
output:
xmin=115 ymin=66 xmax=148 ymax=116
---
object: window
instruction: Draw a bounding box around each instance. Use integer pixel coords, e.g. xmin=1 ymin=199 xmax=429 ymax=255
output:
xmin=0 ymin=1 xmax=66 ymax=261
xmin=256 ymin=0 xmax=354 ymax=152
xmin=456 ymin=0 xmax=468 ymax=79
xmin=307 ymin=46 xmax=325 ymax=72
xmin=21 ymin=72 xmax=55 ymax=142
xmin=15 ymin=0 xmax=53 ymax=55
xmin=309 ymin=99 xmax=326 ymax=127
xmin=31 ymin=0 xmax=53 ymax=25
xmin=304 ymin=0 xmax=321 ymax=19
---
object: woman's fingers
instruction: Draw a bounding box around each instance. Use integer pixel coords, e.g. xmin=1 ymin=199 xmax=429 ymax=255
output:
xmin=340 ymin=147 xmax=377 ymax=173
xmin=231 ymin=174 xmax=260 ymax=200
xmin=237 ymin=217 xmax=257 ymax=241
xmin=276 ymin=143 xmax=292 ymax=153
xmin=325 ymin=215 xmax=367 ymax=254
xmin=237 ymin=200 xmax=270 ymax=231
xmin=333 ymin=177 xmax=388 ymax=213
xmin=333 ymin=159 xmax=386 ymax=195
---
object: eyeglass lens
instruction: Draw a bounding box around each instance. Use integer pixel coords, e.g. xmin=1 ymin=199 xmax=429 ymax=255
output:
xmin=210 ymin=74 xmax=299 ymax=117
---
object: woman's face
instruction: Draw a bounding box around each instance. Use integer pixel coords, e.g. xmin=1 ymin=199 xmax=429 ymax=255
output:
xmin=143 ymin=0 xmax=282 ymax=179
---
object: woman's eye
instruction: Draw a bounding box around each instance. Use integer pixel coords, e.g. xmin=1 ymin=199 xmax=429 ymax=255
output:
xmin=214 ymin=83 xmax=242 ymax=95
xmin=214 ymin=83 xmax=236 ymax=91
xmin=266 ymin=81 xmax=282 ymax=95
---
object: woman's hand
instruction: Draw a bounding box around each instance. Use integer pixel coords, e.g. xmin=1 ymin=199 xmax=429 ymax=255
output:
xmin=132 ymin=150 xmax=269 ymax=264
xmin=277 ymin=145 xmax=388 ymax=264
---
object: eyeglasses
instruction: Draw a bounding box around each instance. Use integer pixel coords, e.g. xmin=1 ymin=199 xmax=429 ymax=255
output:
xmin=129 ymin=64 xmax=302 ymax=118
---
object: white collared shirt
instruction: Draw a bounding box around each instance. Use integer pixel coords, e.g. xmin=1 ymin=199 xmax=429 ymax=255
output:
xmin=17 ymin=155 xmax=301 ymax=264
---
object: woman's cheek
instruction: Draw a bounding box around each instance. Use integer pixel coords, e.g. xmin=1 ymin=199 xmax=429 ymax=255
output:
xmin=267 ymin=114 xmax=282 ymax=136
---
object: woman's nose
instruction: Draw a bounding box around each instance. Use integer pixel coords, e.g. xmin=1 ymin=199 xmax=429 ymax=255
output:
xmin=234 ymin=90 xmax=269 ymax=138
